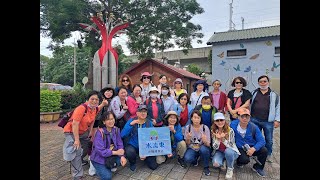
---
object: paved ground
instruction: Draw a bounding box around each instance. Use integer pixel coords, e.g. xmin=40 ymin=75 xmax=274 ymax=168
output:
xmin=40 ymin=120 xmax=280 ymax=180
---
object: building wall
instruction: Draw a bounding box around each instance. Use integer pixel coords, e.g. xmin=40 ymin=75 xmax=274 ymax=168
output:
xmin=211 ymin=37 xmax=280 ymax=93
xmin=124 ymin=60 xmax=198 ymax=95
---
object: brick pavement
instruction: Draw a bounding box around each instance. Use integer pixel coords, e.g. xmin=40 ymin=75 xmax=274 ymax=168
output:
xmin=40 ymin=121 xmax=280 ymax=180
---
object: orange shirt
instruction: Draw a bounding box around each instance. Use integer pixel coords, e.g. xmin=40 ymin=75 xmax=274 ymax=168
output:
xmin=63 ymin=103 xmax=100 ymax=135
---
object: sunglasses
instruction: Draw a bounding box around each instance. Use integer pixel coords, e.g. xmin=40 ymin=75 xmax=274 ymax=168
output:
xmin=122 ymin=79 xmax=129 ymax=82
xmin=235 ymin=81 xmax=243 ymax=84
xmin=143 ymin=76 xmax=151 ymax=79
xmin=214 ymin=119 xmax=225 ymax=122
xmin=240 ymin=114 xmax=250 ymax=118
xmin=259 ymin=80 xmax=268 ymax=83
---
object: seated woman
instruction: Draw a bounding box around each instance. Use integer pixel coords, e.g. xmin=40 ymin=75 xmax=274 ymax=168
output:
xmin=211 ymin=112 xmax=240 ymax=179
xmin=90 ymin=111 xmax=127 ymax=180
xmin=156 ymin=111 xmax=187 ymax=167
xmin=184 ymin=110 xmax=211 ymax=176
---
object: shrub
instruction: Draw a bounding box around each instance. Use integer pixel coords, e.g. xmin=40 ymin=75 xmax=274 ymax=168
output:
xmin=60 ymin=83 xmax=90 ymax=111
xmin=40 ymin=90 xmax=62 ymax=112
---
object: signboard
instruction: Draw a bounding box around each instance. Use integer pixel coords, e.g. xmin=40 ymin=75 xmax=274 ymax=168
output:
xmin=138 ymin=127 xmax=172 ymax=157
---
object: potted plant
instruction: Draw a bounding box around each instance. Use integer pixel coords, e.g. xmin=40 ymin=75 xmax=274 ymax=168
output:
xmin=40 ymin=89 xmax=62 ymax=122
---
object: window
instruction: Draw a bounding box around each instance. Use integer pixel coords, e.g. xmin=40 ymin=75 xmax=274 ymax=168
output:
xmin=227 ymin=49 xmax=247 ymax=57
xmin=275 ymin=46 xmax=280 ymax=55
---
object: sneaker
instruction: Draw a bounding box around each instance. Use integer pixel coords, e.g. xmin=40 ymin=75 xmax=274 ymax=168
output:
xmin=225 ymin=168 xmax=233 ymax=179
xmin=252 ymin=166 xmax=266 ymax=177
xmin=81 ymin=160 xmax=88 ymax=166
xmin=129 ymin=163 xmax=136 ymax=171
xmin=193 ymin=156 xmax=200 ymax=166
xmin=266 ymin=155 xmax=273 ymax=163
xmin=111 ymin=167 xmax=117 ymax=172
xmin=177 ymin=158 xmax=187 ymax=168
xmin=203 ymin=167 xmax=210 ymax=176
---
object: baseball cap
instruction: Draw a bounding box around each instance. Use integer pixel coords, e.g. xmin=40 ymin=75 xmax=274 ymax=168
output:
xmin=137 ymin=104 xmax=147 ymax=111
xmin=213 ymin=112 xmax=225 ymax=121
xmin=238 ymin=108 xmax=251 ymax=116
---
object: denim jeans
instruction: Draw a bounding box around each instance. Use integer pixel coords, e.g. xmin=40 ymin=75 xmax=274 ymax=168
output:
xmin=250 ymin=117 xmax=274 ymax=155
xmin=184 ymin=145 xmax=211 ymax=168
xmin=91 ymin=157 xmax=120 ymax=180
xmin=125 ymin=144 xmax=158 ymax=170
xmin=212 ymin=148 xmax=239 ymax=169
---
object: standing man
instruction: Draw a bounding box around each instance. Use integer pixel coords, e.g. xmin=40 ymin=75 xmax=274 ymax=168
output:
xmin=250 ymin=75 xmax=280 ymax=163
xmin=230 ymin=108 xmax=268 ymax=177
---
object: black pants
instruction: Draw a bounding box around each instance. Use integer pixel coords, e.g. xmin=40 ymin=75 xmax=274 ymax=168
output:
xmin=125 ymin=144 xmax=158 ymax=170
xmin=79 ymin=130 xmax=90 ymax=161
xmin=237 ymin=146 xmax=268 ymax=170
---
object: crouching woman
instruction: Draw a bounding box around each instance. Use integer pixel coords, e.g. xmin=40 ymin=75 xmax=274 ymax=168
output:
xmin=90 ymin=111 xmax=127 ymax=180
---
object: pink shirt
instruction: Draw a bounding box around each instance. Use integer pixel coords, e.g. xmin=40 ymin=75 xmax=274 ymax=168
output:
xmin=212 ymin=91 xmax=221 ymax=109
xmin=152 ymin=101 xmax=158 ymax=120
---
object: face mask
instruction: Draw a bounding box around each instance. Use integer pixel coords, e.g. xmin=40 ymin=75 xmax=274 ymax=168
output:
xmin=202 ymin=105 xmax=211 ymax=110
xmin=259 ymin=85 xmax=269 ymax=90
xmin=87 ymin=103 xmax=98 ymax=109
xmin=162 ymin=90 xmax=169 ymax=95
xmin=150 ymin=93 xmax=158 ymax=99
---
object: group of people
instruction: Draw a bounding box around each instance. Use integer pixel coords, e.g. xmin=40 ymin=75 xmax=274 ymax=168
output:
xmin=62 ymin=73 xmax=280 ymax=180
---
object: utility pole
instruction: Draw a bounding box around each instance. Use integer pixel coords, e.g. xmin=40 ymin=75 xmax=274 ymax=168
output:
xmin=73 ymin=38 xmax=77 ymax=87
xmin=229 ymin=0 xmax=234 ymax=31
xmin=241 ymin=17 xmax=244 ymax=30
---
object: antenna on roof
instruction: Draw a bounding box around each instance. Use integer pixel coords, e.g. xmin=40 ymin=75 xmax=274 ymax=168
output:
xmin=241 ymin=17 xmax=244 ymax=30
xmin=229 ymin=0 xmax=235 ymax=31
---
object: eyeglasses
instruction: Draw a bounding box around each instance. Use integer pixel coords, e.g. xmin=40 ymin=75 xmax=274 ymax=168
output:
xmin=235 ymin=81 xmax=243 ymax=84
xmin=122 ymin=79 xmax=129 ymax=82
xmin=213 ymin=83 xmax=221 ymax=85
xmin=214 ymin=119 xmax=225 ymax=122
xmin=143 ymin=76 xmax=151 ymax=79
xmin=259 ymin=80 xmax=268 ymax=83
xmin=240 ymin=114 xmax=250 ymax=119
xmin=180 ymin=98 xmax=187 ymax=100
xmin=139 ymin=111 xmax=147 ymax=114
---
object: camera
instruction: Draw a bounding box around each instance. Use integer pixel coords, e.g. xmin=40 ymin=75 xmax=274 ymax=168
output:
xmin=242 ymin=144 xmax=262 ymax=165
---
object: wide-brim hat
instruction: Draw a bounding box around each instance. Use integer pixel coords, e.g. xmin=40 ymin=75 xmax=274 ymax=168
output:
xmin=164 ymin=111 xmax=179 ymax=119
xmin=173 ymin=78 xmax=183 ymax=86
xmin=193 ymin=79 xmax=209 ymax=92
xmin=149 ymin=86 xmax=159 ymax=94
xmin=141 ymin=72 xmax=153 ymax=77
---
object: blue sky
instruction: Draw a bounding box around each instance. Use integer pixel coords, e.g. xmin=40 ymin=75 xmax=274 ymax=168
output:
xmin=40 ymin=0 xmax=280 ymax=57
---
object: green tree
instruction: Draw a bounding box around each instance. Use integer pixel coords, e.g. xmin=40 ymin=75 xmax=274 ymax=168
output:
xmin=43 ymin=45 xmax=91 ymax=86
xmin=40 ymin=54 xmax=50 ymax=82
xmin=186 ymin=63 xmax=204 ymax=78
xmin=40 ymin=0 xmax=204 ymax=86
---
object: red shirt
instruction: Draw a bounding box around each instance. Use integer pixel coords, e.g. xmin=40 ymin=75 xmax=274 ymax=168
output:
xmin=179 ymin=106 xmax=188 ymax=126
xmin=218 ymin=141 xmax=226 ymax=152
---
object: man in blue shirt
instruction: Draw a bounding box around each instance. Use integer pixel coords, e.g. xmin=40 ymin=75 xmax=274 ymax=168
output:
xmin=230 ymin=108 xmax=268 ymax=177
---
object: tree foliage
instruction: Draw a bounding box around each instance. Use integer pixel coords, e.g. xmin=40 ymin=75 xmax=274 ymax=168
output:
xmin=40 ymin=0 xmax=204 ymax=59
xmin=187 ymin=63 xmax=204 ymax=77
xmin=43 ymin=45 xmax=91 ymax=86
xmin=40 ymin=54 xmax=50 ymax=82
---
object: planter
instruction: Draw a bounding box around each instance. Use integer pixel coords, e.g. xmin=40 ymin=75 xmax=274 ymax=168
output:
xmin=40 ymin=111 xmax=62 ymax=123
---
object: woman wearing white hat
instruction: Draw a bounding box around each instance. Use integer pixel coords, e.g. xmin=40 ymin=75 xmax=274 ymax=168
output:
xmin=211 ymin=112 xmax=240 ymax=179
xmin=144 ymin=86 xmax=165 ymax=127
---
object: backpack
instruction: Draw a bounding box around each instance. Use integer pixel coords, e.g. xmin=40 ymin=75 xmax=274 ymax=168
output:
xmin=58 ymin=103 xmax=98 ymax=128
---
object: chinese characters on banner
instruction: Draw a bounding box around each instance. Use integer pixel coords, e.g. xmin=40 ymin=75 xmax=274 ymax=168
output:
xmin=138 ymin=127 xmax=172 ymax=157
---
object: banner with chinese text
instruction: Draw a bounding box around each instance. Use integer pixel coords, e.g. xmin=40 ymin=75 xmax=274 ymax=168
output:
xmin=138 ymin=127 xmax=172 ymax=156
